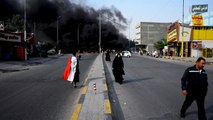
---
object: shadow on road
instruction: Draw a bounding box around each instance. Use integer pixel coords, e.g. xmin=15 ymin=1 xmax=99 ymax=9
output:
xmin=122 ymin=77 xmax=153 ymax=84
xmin=206 ymin=104 xmax=213 ymax=120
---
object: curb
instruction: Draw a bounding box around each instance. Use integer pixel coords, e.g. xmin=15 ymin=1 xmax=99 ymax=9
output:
xmin=162 ymin=56 xmax=213 ymax=65
xmin=102 ymin=64 xmax=113 ymax=120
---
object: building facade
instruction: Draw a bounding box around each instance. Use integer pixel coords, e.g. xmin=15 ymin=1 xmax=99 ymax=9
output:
xmin=166 ymin=11 xmax=213 ymax=58
xmin=135 ymin=22 xmax=170 ymax=53
xmin=0 ymin=30 xmax=34 ymax=60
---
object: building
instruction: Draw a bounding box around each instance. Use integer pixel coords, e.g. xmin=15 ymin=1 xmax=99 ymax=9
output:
xmin=167 ymin=10 xmax=213 ymax=58
xmin=0 ymin=30 xmax=34 ymax=60
xmin=191 ymin=26 xmax=213 ymax=57
xmin=135 ymin=22 xmax=170 ymax=53
xmin=166 ymin=21 xmax=192 ymax=57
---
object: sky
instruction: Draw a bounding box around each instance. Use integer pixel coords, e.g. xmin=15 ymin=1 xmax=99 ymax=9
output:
xmin=78 ymin=0 xmax=213 ymax=40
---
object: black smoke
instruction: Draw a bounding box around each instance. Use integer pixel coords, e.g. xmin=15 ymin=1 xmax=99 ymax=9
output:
xmin=0 ymin=0 xmax=129 ymax=52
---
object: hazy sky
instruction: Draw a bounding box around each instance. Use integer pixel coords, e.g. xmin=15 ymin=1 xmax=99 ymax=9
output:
xmin=83 ymin=0 xmax=213 ymax=39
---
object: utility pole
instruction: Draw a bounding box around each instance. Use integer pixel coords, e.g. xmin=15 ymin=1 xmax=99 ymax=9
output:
xmin=34 ymin=22 xmax=36 ymax=42
xmin=99 ymin=14 xmax=102 ymax=53
xmin=24 ymin=0 xmax=27 ymax=60
xmin=181 ymin=0 xmax=185 ymax=58
xmin=129 ymin=22 xmax=131 ymax=50
xmin=77 ymin=23 xmax=80 ymax=52
xmin=57 ymin=16 xmax=61 ymax=54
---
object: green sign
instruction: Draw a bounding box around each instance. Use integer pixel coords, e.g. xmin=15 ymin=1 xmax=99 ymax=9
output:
xmin=192 ymin=4 xmax=208 ymax=13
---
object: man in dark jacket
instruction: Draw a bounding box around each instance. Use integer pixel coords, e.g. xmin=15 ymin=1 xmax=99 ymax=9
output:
xmin=180 ymin=57 xmax=208 ymax=120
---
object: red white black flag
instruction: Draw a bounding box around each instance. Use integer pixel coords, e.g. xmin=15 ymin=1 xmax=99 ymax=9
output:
xmin=62 ymin=56 xmax=77 ymax=82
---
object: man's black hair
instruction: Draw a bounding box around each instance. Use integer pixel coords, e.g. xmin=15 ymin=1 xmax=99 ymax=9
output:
xmin=196 ymin=57 xmax=206 ymax=62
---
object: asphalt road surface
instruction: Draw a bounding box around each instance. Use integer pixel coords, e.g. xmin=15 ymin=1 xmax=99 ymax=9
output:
xmin=104 ymin=54 xmax=213 ymax=120
xmin=0 ymin=53 xmax=98 ymax=120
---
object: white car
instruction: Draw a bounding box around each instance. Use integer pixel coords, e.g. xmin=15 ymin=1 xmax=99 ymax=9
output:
xmin=152 ymin=51 xmax=159 ymax=57
xmin=121 ymin=51 xmax=131 ymax=57
xmin=47 ymin=48 xmax=56 ymax=55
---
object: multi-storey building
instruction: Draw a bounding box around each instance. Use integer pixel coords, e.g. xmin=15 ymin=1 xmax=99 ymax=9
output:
xmin=135 ymin=22 xmax=170 ymax=53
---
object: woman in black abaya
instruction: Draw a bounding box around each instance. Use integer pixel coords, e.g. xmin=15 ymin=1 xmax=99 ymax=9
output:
xmin=112 ymin=52 xmax=124 ymax=84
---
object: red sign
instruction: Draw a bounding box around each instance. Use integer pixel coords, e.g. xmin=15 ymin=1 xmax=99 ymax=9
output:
xmin=192 ymin=41 xmax=202 ymax=49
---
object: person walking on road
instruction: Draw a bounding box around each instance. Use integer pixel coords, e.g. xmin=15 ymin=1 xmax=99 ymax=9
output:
xmin=112 ymin=52 xmax=125 ymax=84
xmin=62 ymin=52 xmax=80 ymax=88
xmin=180 ymin=57 xmax=208 ymax=120
xmin=105 ymin=49 xmax=111 ymax=61
xmin=72 ymin=52 xmax=80 ymax=87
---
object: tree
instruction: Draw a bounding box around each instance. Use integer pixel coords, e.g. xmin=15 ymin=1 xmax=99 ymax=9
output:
xmin=154 ymin=39 xmax=167 ymax=51
xmin=5 ymin=14 xmax=24 ymax=32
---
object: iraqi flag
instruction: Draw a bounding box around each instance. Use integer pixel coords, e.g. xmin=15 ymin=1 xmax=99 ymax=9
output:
xmin=62 ymin=56 xmax=77 ymax=82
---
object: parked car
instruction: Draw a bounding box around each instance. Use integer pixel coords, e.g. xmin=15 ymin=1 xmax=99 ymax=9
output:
xmin=47 ymin=48 xmax=56 ymax=55
xmin=151 ymin=51 xmax=159 ymax=58
xmin=121 ymin=51 xmax=131 ymax=57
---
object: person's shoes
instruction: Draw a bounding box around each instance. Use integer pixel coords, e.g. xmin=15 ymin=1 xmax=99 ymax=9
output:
xmin=119 ymin=81 xmax=123 ymax=84
xmin=70 ymin=82 xmax=74 ymax=88
xmin=180 ymin=112 xmax=185 ymax=118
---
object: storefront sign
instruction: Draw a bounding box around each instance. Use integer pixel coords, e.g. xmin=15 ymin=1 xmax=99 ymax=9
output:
xmin=179 ymin=26 xmax=192 ymax=42
xmin=167 ymin=22 xmax=178 ymax=31
xmin=191 ymin=15 xmax=204 ymax=26
xmin=167 ymin=29 xmax=177 ymax=42
xmin=167 ymin=21 xmax=179 ymax=42
xmin=192 ymin=41 xmax=202 ymax=49
xmin=0 ymin=32 xmax=21 ymax=42
xmin=192 ymin=4 xmax=208 ymax=13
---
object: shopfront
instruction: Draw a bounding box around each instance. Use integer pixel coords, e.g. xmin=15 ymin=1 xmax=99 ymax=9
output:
xmin=0 ymin=31 xmax=34 ymax=61
xmin=166 ymin=21 xmax=192 ymax=57
xmin=191 ymin=26 xmax=213 ymax=57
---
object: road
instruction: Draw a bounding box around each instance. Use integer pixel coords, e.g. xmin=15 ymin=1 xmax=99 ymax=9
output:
xmin=0 ymin=53 xmax=98 ymax=120
xmin=104 ymin=54 xmax=213 ymax=120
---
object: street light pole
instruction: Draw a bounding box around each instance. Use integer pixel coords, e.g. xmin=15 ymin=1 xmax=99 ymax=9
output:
xmin=181 ymin=0 xmax=185 ymax=58
xmin=99 ymin=14 xmax=102 ymax=53
xmin=77 ymin=23 xmax=80 ymax=52
xmin=129 ymin=22 xmax=131 ymax=50
xmin=57 ymin=16 xmax=61 ymax=54
xmin=24 ymin=0 xmax=27 ymax=60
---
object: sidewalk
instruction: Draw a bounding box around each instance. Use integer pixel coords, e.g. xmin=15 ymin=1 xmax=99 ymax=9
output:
xmin=0 ymin=55 xmax=63 ymax=73
xmin=71 ymin=53 xmax=112 ymax=120
xmin=162 ymin=56 xmax=213 ymax=65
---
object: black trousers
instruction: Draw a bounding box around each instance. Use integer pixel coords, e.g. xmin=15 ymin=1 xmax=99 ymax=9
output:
xmin=181 ymin=93 xmax=207 ymax=120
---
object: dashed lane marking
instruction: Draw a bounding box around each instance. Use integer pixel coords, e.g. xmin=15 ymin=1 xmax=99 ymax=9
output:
xmin=104 ymin=99 xmax=112 ymax=114
xmin=70 ymin=104 xmax=82 ymax=120
xmin=81 ymin=86 xmax=88 ymax=94
xmin=103 ymin=84 xmax=108 ymax=92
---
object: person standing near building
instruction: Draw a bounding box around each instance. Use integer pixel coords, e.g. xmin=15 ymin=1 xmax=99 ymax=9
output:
xmin=180 ymin=57 xmax=208 ymax=120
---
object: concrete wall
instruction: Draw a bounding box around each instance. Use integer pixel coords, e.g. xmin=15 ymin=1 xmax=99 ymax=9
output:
xmin=136 ymin=22 xmax=170 ymax=52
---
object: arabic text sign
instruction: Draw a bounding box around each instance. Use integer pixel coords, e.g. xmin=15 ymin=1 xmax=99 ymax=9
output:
xmin=0 ymin=32 xmax=21 ymax=42
xmin=192 ymin=4 xmax=208 ymax=13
